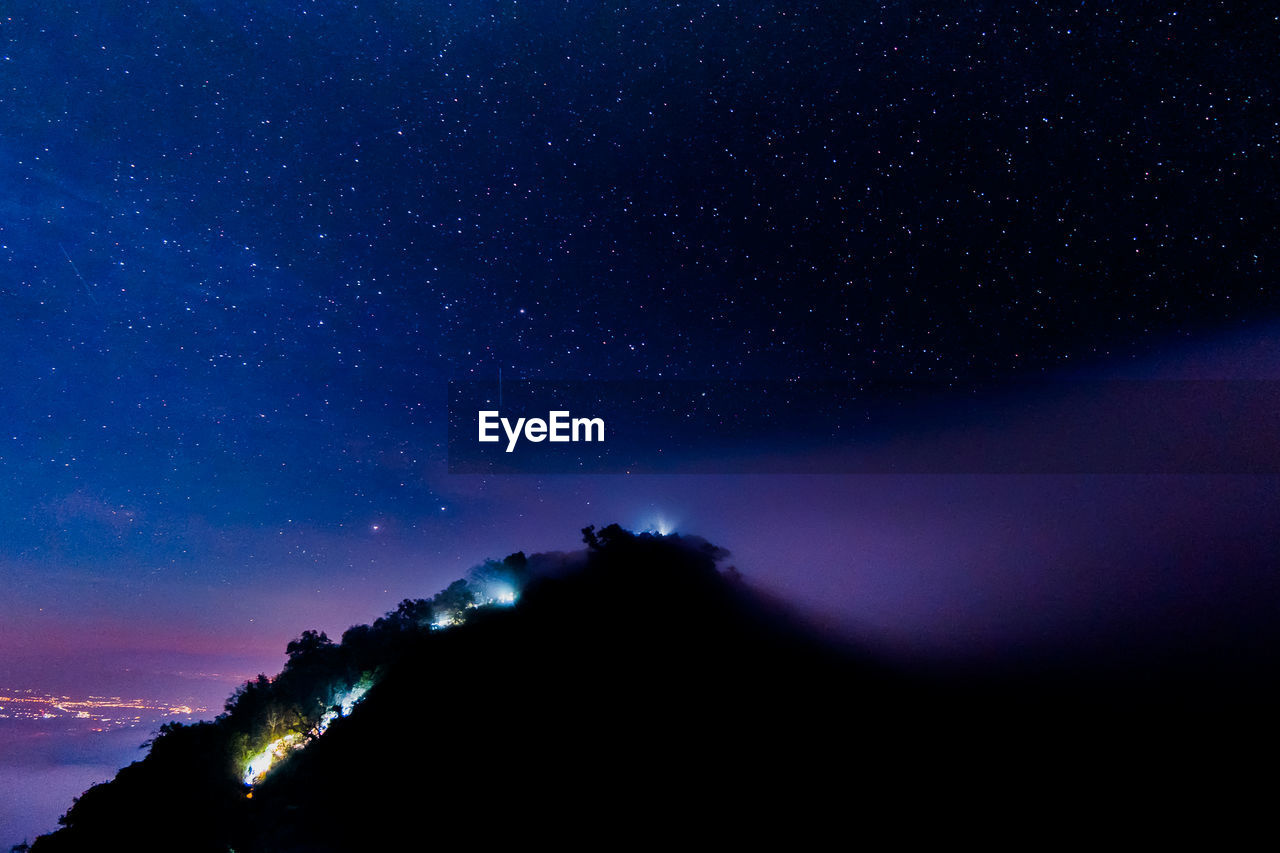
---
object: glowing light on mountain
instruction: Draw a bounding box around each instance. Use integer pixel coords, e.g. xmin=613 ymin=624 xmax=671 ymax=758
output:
xmin=242 ymin=733 xmax=303 ymax=786
xmin=339 ymin=682 xmax=369 ymax=716
xmin=433 ymin=582 xmax=518 ymax=628
xmin=315 ymin=681 xmax=375 ymax=737
xmin=640 ymin=515 xmax=676 ymax=536
xmin=317 ymin=709 xmax=338 ymax=736
xmin=432 ymin=612 xmax=459 ymax=630
xmin=240 ymin=578 xmax=523 ymax=787
xmin=481 ymin=581 xmax=518 ymax=605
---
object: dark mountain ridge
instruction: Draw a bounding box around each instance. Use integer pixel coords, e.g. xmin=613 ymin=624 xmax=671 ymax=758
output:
xmin=24 ymin=525 xmax=1273 ymax=850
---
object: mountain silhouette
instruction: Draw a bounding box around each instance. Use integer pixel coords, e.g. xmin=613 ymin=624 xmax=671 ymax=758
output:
xmin=24 ymin=525 xmax=1271 ymax=850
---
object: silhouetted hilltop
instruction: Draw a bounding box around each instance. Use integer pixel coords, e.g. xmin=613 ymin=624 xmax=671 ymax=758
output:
xmin=24 ymin=526 xmax=1273 ymax=850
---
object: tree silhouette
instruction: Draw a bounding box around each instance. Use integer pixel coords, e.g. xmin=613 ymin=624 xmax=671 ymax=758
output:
xmin=285 ymin=630 xmax=333 ymax=664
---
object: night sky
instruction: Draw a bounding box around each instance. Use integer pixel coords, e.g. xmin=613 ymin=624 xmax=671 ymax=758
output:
xmin=1 ymin=1 xmax=1278 ymax=842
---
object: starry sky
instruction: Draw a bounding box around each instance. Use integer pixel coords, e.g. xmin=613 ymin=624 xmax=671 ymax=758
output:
xmin=1 ymin=0 xmax=1277 ymax=717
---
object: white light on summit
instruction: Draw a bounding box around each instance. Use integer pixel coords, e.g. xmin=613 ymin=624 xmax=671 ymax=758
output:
xmin=642 ymin=515 xmax=675 ymax=536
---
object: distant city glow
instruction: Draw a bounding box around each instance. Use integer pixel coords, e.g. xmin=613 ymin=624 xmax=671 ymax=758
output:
xmin=0 ymin=688 xmax=204 ymax=731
